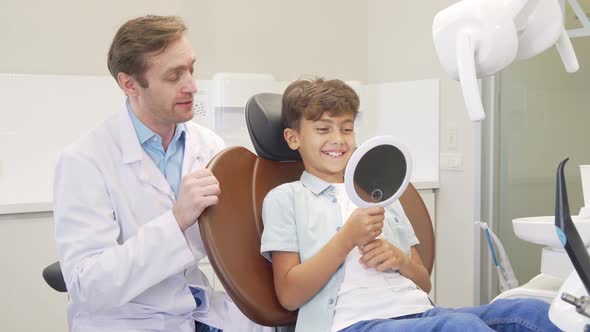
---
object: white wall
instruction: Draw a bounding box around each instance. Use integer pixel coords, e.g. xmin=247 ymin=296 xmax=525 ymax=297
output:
xmin=368 ymin=0 xmax=480 ymax=307
xmin=0 ymin=0 xmax=367 ymax=82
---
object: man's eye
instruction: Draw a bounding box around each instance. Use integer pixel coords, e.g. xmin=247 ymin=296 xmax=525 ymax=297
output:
xmin=343 ymin=128 xmax=354 ymax=134
xmin=316 ymin=128 xmax=328 ymax=132
xmin=167 ymin=75 xmax=179 ymax=81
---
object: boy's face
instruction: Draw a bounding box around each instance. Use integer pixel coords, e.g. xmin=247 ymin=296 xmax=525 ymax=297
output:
xmin=284 ymin=111 xmax=356 ymax=183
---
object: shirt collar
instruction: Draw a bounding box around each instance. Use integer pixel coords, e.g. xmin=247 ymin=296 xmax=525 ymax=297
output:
xmin=126 ymin=99 xmax=186 ymax=145
xmin=300 ymin=171 xmax=334 ymax=195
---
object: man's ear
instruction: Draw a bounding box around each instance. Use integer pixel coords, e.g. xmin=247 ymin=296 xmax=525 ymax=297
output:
xmin=283 ymin=128 xmax=299 ymax=150
xmin=117 ymin=72 xmax=140 ymax=97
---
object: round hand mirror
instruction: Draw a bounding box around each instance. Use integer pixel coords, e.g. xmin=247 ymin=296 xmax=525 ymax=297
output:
xmin=344 ymin=135 xmax=412 ymax=208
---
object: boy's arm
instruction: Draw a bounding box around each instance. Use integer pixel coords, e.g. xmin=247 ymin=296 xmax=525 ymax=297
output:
xmin=271 ymin=206 xmax=385 ymax=311
xmin=359 ymin=241 xmax=431 ymax=293
xmin=271 ymin=231 xmax=352 ymax=311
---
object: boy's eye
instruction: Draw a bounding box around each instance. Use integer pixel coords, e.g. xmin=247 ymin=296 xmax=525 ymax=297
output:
xmin=316 ymin=128 xmax=329 ymax=133
xmin=343 ymin=128 xmax=354 ymax=133
xmin=167 ymin=75 xmax=179 ymax=82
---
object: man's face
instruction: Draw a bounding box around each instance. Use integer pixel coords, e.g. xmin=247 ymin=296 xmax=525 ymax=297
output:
xmin=135 ymin=35 xmax=197 ymax=127
xmin=286 ymin=112 xmax=356 ymax=183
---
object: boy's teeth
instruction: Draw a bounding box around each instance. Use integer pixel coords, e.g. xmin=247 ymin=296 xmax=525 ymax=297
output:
xmin=325 ymin=151 xmax=343 ymax=157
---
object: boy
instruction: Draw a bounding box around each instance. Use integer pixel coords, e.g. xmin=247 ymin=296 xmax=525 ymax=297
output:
xmin=260 ymin=77 xmax=560 ymax=332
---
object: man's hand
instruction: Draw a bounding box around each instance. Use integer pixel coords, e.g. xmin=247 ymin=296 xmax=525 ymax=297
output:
xmin=173 ymin=169 xmax=220 ymax=231
xmin=359 ymin=238 xmax=410 ymax=272
xmin=340 ymin=207 xmax=385 ymax=248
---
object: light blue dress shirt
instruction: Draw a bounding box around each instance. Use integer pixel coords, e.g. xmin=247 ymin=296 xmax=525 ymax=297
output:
xmin=127 ymin=104 xmax=186 ymax=198
xmin=260 ymin=171 xmax=419 ymax=332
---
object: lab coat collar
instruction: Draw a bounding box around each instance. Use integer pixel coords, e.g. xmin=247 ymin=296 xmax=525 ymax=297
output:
xmin=118 ymin=104 xmax=144 ymax=164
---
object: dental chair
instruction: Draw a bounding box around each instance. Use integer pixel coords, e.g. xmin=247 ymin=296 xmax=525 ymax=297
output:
xmin=197 ymin=93 xmax=436 ymax=328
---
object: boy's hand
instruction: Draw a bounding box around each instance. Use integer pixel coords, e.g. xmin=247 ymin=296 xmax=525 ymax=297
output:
xmin=359 ymin=238 xmax=409 ymax=272
xmin=341 ymin=206 xmax=385 ymax=248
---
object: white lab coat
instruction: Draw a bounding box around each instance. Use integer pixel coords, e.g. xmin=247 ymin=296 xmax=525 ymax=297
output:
xmin=54 ymin=106 xmax=272 ymax=332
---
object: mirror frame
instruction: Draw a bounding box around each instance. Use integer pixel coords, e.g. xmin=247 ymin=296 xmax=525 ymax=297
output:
xmin=344 ymin=135 xmax=413 ymax=208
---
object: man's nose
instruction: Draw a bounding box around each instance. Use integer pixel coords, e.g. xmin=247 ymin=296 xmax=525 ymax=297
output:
xmin=181 ymin=74 xmax=198 ymax=94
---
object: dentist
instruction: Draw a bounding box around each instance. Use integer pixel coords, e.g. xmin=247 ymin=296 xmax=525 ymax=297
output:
xmin=53 ymin=15 xmax=269 ymax=332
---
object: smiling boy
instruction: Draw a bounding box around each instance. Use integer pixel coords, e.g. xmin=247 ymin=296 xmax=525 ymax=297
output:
xmin=260 ymin=77 xmax=560 ymax=332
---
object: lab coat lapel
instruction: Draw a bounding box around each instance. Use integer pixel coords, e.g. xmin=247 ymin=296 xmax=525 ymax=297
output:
xmin=116 ymin=105 xmax=175 ymax=201
xmin=136 ymin=157 xmax=175 ymax=201
xmin=181 ymin=126 xmax=204 ymax=176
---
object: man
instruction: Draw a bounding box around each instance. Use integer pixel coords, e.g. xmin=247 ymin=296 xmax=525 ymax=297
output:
xmin=54 ymin=15 xmax=271 ymax=332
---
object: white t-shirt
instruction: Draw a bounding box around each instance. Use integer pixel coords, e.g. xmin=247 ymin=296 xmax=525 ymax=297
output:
xmin=330 ymin=183 xmax=432 ymax=332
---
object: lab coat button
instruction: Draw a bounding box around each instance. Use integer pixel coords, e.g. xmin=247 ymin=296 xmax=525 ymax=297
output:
xmin=328 ymin=298 xmax=334 ymax=305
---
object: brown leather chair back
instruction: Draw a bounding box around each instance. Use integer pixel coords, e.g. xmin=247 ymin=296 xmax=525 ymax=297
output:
xmin=400 ymin=184 xmax=435 ymax=275
xmin=199 ymin=147 xmax=303 ymax=326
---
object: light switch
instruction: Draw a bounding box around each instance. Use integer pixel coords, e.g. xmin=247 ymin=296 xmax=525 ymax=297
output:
xmin=446 ymin=122 xmax=458 ymax=151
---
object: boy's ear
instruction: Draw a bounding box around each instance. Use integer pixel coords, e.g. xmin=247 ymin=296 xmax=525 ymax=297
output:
xmin=283 ymin=128 xmax=300 ymax=150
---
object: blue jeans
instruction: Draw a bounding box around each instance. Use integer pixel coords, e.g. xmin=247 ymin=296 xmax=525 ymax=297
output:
xmin=340 ymin=299 xmax=561 ymax=332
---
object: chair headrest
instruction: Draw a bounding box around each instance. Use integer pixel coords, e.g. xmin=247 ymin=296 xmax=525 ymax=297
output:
xmin=245 ymin=93 xmax=301 ymax=162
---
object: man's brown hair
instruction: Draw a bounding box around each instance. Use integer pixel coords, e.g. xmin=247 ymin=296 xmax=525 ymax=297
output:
xmin=107 ymin=15 xmax=187 ymax=87
xmin=282 ymin=77 xmax=360 ymax=130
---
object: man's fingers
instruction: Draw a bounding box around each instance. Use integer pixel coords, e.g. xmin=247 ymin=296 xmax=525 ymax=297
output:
xmin=192 ymin=175 xmax=219 ymax=187
xmin=195 ymin=184 xmax=220 ymax=197
xmin=190 ymin=168 xmax=214 ymax=178
xmin=202 ymin=195 xmax=219 ymax=207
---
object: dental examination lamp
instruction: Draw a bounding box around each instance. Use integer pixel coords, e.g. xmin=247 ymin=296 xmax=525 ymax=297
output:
xmin=433 ymin=0 xmax=579 ymax=122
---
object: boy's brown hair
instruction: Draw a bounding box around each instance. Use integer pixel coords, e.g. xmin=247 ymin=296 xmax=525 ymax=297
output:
xmin=107 ymin=15 xmax=187 ymax=88
xmin=282 ymin=77 xmax=360 ymax=130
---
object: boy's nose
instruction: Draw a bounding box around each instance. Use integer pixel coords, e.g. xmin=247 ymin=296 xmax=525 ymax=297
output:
xmin=331 ymin=131 xmax=344 ymax=143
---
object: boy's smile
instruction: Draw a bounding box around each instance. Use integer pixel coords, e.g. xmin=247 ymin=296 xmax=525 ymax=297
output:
xmin=284 ymin=112 xmax=356 ymax=183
